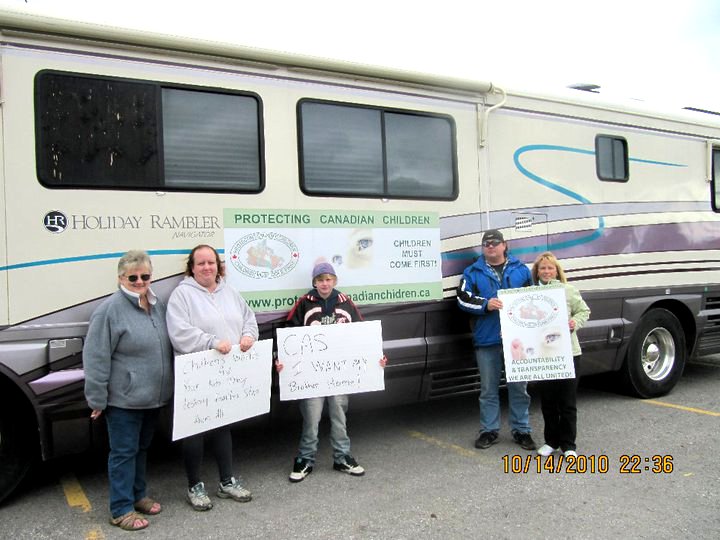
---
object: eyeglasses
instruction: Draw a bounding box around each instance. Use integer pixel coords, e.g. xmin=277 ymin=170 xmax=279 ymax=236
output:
xmin=125 ymin=274 xmax=151 ymax=282
xmin=482 ymin=240 xmax=502 ymax=248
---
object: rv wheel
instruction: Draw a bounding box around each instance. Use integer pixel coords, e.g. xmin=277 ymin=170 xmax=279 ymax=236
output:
xmin=0 ymin=403 xmax=34 ymax=503
xmin=622 ymin=308 xmax=686 ymax=398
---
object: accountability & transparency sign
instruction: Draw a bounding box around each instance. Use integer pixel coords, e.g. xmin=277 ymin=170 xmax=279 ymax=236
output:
xmin=276 ymin=320 xmax=385 ymax=400
xmin=223 ymin=209 xmax=441 ymax=312
xmin=498 ymin=285 xmax=575 ymax=382
xmin=172 ymin=340 xmax=273 ymax=440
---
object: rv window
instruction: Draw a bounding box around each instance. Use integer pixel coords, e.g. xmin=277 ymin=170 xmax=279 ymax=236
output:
xmin=713 ymin=148 xmax=720 ymax=212
xmin=35 ymin=72 xmax=262 ymax=192
xmin=595 ymin=135 xmax=628 ymax=182
xmin=298 ymin=100 xmax=457 ymax=199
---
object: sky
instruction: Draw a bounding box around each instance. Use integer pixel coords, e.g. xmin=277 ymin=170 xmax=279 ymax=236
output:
xmin=1 ymin=0 xmax=719 ymax=112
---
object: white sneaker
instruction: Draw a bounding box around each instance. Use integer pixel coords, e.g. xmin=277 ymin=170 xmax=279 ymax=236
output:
xmin=187 ymin=481 xmax=213 ymax=511
xmin=564 ymin=449 xmax=578 ymax=458
xmin=537 ymin=444 xmax=558 ymax=457
xmin=217 ymin=477 xmax=252 ymax=502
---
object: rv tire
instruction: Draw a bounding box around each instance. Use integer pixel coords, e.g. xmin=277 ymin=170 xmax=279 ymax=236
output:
xmin=0 ymin=399 xmax=34 ymax=504
xmin=622 ymin=308 xmax=686 ymax=398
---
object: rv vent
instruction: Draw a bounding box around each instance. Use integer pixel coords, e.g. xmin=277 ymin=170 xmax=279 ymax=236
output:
xmin=515 ymin=216 xmax=534 ymax=231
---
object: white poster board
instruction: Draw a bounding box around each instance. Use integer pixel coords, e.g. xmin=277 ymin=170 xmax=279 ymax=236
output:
xmin=498 ymin=285 xmax=575 ymax=382
xmin=172 ymin=339 xmax=273 ymax=440
xmin=277 ymin=320 xmax=385 ymax=400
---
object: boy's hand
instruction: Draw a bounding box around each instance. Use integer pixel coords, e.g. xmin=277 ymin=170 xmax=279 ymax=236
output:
xmin=275 ymin=360 xmax=284 ymax=373
xmin=379 ymin=355 xmax=388 ymax=368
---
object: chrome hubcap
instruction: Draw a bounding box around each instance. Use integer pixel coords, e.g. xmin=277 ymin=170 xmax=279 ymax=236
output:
xmin=641 ymin=327 xmax=675 ymax=381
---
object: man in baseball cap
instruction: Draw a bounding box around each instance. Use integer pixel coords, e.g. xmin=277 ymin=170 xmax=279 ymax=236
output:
xmin=457 ymin=228 xmax=536 ymax=451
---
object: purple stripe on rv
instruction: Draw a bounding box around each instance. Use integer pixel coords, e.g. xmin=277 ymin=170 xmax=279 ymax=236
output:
xmin=442 ymin=221 xmax=720 ymax=277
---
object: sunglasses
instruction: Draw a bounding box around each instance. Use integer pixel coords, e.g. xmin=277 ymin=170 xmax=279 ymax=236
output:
xmin=125 ymin=273 xmax=151 ymax=283
xmin=482 ymin=240 xmax=502 ymax=248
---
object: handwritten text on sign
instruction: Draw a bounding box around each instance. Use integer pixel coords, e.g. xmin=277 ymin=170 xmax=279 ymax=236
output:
xmin=277 ymin=320 xmax=384 ymax=401
xmin=172 ymin=339 xmax=272 ymax=440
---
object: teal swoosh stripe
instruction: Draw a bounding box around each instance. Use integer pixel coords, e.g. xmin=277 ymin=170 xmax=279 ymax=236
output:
xmin=511 ymin=144 xmax=687 ymax=255
xmin=0 ymin=248 xmax=219 ymax=272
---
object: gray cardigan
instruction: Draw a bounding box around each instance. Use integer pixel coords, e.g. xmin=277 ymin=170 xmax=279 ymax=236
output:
xmin=84 ymin=288 xmax=174 ymax=410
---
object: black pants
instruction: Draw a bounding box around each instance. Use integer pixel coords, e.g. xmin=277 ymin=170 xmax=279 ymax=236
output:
xmin=183 ymin=426 xmax=234 ymax=488
xmin=539 ymin=355 xmax=580 ymax=452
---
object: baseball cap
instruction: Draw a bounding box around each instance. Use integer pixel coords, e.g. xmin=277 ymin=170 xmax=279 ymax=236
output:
xmin=481 ymin=229 xmax=505 ymax=243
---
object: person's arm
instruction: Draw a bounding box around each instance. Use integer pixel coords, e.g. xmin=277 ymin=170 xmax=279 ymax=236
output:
xmin=286 ymin=296 xmax=305 ymax=327
xmin=236 ymin=294 xmax=259 ymax=351
xmin=457 ymin=272 xmax=491 ymax=315
xmin=568 ymin=284 xmax=591 ymax=332
xmin=166 ymin=290 xmax=218 ymax=353
xmin=83 ymin=304 xmax=117 ymax=412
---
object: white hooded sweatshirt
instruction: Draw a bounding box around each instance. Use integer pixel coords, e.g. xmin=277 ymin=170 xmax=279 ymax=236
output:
xmin=166 ymin=276 xmax=259 ymax=355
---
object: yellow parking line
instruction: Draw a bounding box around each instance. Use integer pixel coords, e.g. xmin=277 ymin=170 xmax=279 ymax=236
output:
xmin=60 ymin=473 xmax=92 ymax=512
xmin=644 ymin=400 xmax=720 ymax=417
xmin=408 ymin=430 xmax=480 ymax=459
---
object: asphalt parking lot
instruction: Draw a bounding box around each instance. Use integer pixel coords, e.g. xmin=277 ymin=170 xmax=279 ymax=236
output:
xmin=2 ymin=356 xmax=719 ymax=539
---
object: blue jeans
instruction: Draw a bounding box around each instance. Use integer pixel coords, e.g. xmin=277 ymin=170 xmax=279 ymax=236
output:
xmin=297 ymin=395 xmax=351 ymax=464
xmin=105 ymin=406 xmax=159 ymax=518
xmin=475 ymin=345 xmax=531 ymax=434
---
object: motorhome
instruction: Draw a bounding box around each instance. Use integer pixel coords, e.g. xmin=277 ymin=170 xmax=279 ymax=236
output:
xmin=1 ymin=9 xmax=719 ymax=502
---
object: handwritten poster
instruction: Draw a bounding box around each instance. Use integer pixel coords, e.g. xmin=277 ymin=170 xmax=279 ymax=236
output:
xmin=172 ymin=339 xmax=273 ymax=440
xmin=498 ymin=285 xmax=575 ymax=383
xmin=276 ymin=320 xmax=385 ymax=400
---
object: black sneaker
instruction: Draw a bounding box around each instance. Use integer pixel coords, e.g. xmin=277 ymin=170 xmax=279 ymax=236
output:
xmin=289 ymin=458 xmax=313 ymax=483
xmin=333 ymin=455 xmax=365 ymax=476
xmin=474 ymin=431 xmax=498 ymax=449
xmin=513 ymin=432 xmax=537 ymax=450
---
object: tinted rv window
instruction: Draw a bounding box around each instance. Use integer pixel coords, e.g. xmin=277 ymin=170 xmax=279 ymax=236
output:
xmin=35 ymin=72 xmax=262 ymax=192
xmin=298 ymin=100 xmax=457 ymax=200
xmin=595 ymin=135 xmax=628 ymax=182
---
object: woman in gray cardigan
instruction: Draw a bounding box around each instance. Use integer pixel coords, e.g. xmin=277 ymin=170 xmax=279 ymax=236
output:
xmin=84 ymin=250 xmax=173 ymax=531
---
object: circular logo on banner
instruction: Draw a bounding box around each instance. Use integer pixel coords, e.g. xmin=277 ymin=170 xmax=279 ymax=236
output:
xmin=506 ymin=293 xmax=560 ymax=329
xmin=229 ymin=232 xmax=299 ymax=279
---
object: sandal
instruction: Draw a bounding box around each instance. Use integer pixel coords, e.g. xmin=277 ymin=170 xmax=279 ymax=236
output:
xmin=134 ymin=496 xmax=162 ymax=515
xmin=109 ymin=511 xmax=149 ymax=531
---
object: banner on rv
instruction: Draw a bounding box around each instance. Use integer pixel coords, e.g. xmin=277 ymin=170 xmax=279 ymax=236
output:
xmin=223 ymin=209 xmax=442 ymax=312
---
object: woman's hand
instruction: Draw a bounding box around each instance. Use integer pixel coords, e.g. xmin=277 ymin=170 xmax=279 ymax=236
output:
xmin=90 ymin=409 xmax=103 ymax=420
xmin=569 ymin=319 xmax=576 ymax=332
xmin=240 ymin=335 xmax=255 ymax=352
xmin=275 ymin=360 xmax=284 ymax=373
xmin=215 ymin=340 xmax=232 ymax=354
xmin=379 ymin=355 xmax=388 ymax=368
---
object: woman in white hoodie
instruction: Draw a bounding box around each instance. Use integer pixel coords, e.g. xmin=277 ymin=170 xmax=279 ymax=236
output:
xmin=166 ymin=244 xmax=259 ymax=511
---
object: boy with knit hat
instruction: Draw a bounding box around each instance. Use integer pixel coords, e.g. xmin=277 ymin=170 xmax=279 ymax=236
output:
xmin=276 ymin=261 xmax=386 ymax=482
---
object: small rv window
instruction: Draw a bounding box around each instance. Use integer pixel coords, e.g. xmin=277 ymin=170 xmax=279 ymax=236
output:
xmin=298 ymin=100 xmax=457 ymax=200
xmin=713 ymin=148 xmax=720 ymax=212
xmin=35 ymin=71 xmax=263 ymax=192
xmin=595 ymin=135 xmax=628 ymax=182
